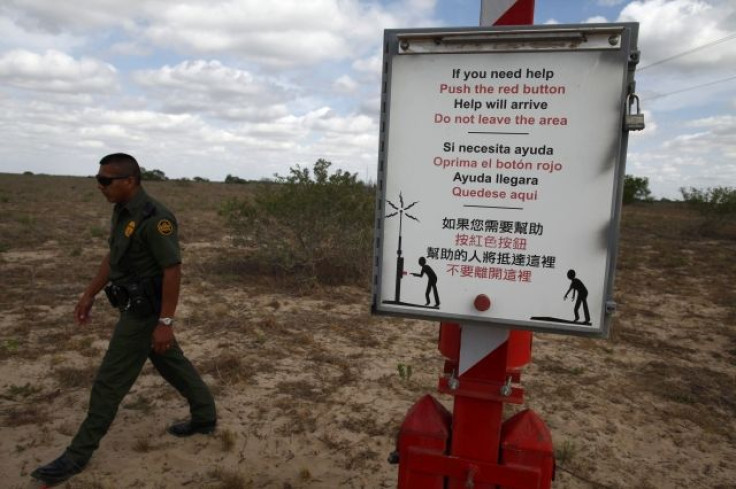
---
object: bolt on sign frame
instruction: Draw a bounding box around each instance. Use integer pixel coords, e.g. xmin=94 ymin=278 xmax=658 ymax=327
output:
xmin=372 ymin=24 xmax=640 ymax=337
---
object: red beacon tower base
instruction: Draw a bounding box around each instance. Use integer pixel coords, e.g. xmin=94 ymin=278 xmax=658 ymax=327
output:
xmin=391 ymin=324 xmax=554 ymax=488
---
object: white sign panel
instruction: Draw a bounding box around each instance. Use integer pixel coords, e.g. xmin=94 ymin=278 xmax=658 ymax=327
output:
xmin=372 ymin=25 xmax=639 ymax=337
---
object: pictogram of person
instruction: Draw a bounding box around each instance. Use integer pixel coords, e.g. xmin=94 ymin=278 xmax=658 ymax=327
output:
xmin=564 ymin=269 xmax=590 ymax=324
xmin=412 ymin=257 xmax=440 ymax=307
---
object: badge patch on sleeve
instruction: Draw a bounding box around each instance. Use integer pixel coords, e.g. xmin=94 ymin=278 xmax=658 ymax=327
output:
xmin=157 ymin=219 xmax=174 ymax=236
xmin=124 ymin=220 xmax=136 ymax=238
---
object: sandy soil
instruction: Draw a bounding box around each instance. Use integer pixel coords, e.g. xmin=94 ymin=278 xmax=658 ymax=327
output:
xmin=1 ymin=175 xmax=734 ymax=488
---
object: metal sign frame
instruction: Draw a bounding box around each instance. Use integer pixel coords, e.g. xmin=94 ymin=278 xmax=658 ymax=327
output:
xmin=371 ymin=23 xmax=640 ymax=337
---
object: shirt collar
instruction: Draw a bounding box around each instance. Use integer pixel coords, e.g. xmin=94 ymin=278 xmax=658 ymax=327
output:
xmin=115 ymin=187 xmax=147 ymax=217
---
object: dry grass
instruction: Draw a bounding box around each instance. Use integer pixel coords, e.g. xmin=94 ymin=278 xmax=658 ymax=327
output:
xmin=206 ymin=467 xmax=252 ymax=489
xmin=199 ymin=350 xmax=254 ymax=386
xmin=218 ymin=429 xmax=237 ymax=452
xmin=53 ymin=365 xmax=98 ymax=389
xmin=2 ymin=403 xmax=51 ymax=427
xmin=1 ymin=175 xmax=735 ymax=488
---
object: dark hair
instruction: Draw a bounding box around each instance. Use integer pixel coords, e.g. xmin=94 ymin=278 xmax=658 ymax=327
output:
xmin=99 ymin=153 xmax=141 ymax=184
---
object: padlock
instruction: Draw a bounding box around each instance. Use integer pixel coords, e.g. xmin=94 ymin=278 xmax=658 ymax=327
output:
xmin=625 ymin=94 xmax=645 ymax=131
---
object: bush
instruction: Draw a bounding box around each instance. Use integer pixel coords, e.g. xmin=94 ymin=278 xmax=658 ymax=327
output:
xmin=622 ymin=175 xmax=652 ymax=204
xmin=220 ymin=159 xmax=374 ymax=286
xmin=140 ymin=167 xmax=167 ymax=181
xmin=680 ymin=186 xmax=736 ymax=229
xmin=225 ymin=174 xmax=248 ymax=184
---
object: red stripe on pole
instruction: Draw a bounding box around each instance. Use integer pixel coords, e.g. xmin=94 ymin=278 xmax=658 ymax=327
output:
xmin=495 ymin=0 xmax=535 ymax=25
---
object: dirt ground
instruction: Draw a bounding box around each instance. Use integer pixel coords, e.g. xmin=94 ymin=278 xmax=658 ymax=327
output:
xmin=1 ymin=174 xmax=734 ymax=488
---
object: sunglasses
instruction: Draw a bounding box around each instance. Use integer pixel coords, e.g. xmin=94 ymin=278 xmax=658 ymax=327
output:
xmin=96 ymin=175 xmax=131 ymax=187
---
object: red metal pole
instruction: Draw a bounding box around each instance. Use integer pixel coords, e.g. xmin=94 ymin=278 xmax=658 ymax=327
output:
xmin=484 ymin=0 xmax=535 ymax=26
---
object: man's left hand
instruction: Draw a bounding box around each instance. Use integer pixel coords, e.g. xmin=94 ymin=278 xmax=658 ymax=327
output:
xmin=152 ymin=324 xmax=175 ymax=354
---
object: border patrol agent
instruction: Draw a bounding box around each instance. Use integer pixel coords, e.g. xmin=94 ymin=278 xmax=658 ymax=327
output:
xmin=32 ymin=153 xmax=217 ymax=486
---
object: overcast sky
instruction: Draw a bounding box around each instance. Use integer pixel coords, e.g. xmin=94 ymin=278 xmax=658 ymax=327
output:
xmin=0 ymin=0 xmax=734 ymax=198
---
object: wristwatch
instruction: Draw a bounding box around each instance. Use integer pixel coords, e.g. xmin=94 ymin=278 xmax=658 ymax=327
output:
xmin=158 ymin=317 xmax=174 ymax=326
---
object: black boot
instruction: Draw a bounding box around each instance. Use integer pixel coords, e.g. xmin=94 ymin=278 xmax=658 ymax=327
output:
xmin=31 ymin=453 xmax=86 ymax=486
xmin=167 ymin=419 xmax=217 ymax=437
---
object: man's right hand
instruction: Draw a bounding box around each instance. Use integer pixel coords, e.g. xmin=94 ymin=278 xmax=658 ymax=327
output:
xmin=74 ymin=294 xmax=95 ymax=325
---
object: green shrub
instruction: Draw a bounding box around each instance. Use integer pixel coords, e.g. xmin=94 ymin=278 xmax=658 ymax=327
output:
xmin=140 ymin=167 xmax=167 ymax=181
xmin=220 ymin=159 xmax=374 ymax=285
xmin=680 ymin=186 xmax=736 ymax=229
xmin=622 ymin=175 xmax=652 ymax=204
xmin=224 ymin=174 xmax=248 ymax=184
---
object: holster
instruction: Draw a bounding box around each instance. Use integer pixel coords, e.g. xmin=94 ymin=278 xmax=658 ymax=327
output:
xmin=104 ymin=277 xmax=162 ymax=317
xmin=104 ymin=284 xmax=129 ymax=310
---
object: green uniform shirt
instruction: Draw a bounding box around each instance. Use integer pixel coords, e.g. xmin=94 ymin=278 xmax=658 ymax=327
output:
xmin=108 ymin=188 xmax=181 ymax=282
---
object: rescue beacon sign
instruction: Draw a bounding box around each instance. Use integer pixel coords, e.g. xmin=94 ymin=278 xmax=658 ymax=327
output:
xmin=372 ymin=24 xmax=640 ymax=337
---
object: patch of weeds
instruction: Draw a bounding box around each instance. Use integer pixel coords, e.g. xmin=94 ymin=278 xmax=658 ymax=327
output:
xmin=124 ymin=395 xmax=154 ymax=413
xmin=57 ymin=421 xmax=76 ymax=436
xmin=614 ymin=325 xmax=695 ymax=357
xmin=89 ymin=225 xmax=106 ymax=238
xmin=53 ymin=364 xmax=97 ymax=389
xmin=65 ymin=335 xmax=97 ymax=357
xmin=275 ymin=380 xmax=324 ymax=402
xmin=218 ymin=428 xmax=236 ymax=452
xmin=16 ymin=215 xmax=36 ymax=226
xmin=635 ymin=479 xmax=659 ymax=489
xmin=133 ymin=436 xmax=153 ymax=452
xmin=0 ymin=242 xmax=9 ymax=253
xmin=276 ymin=407 xmax=318 ymax=436
xmin=3 ymin=338 xmax=20 ymax=352
xmin=308 ymin=348 xmax=351 ymax=371
xmin=344 ymin=448 xmax=380 ymax=470
xmin=49 ymin=354 xmax=67 ymax=366
xmin=298 ymin=467 xmax=312 ymax=481
xmin=397 ymin=363 xmax=413 ymax=381
xmin=555 ymin=439 xmax=578 ymax=466
xmin=3 ymin=382 xmax=42 ymax=400
xmin=317 ymin=432 xmax=350 ymax=451
xmin=634 ymin=361 xmax=736 ymax=436
xmin=3 ymin=404 xmax=50 ymax=426
xmin=200 ymin=350 xmax=250 ymax=385
xmin=666 ymin=390 xmax=697 ymax=405
xmin=535 ymin=358 xmax=585 ymax=376
xmin=253 ymin=330 xmax=266 ymax=345
xmin=553 ymin=383 xmax=575 ymax=398
xmin=345 ymin=323 xmax=382 ymax=348
xmin=340 ymin=414 xmax=386 ymax=437
xmin=638 ymin=361 xmax=735 ymax=409
xmin=338 ymin=363 xmax=359 ymax=384
xmin=207 ymin=467 xmax=252 ymax=489
xmin=712 ymin=287 xmax=736 ymax=313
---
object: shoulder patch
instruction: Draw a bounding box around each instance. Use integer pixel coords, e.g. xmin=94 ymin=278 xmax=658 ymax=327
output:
xmin=124 ymin=220 xmax=136 ymax=238
xmin=157 ymin=219 xmax=174 ymax=236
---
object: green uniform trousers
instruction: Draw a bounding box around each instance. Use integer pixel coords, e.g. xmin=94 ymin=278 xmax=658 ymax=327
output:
xmin=65 ymin=311 xmax=216 ymax=465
